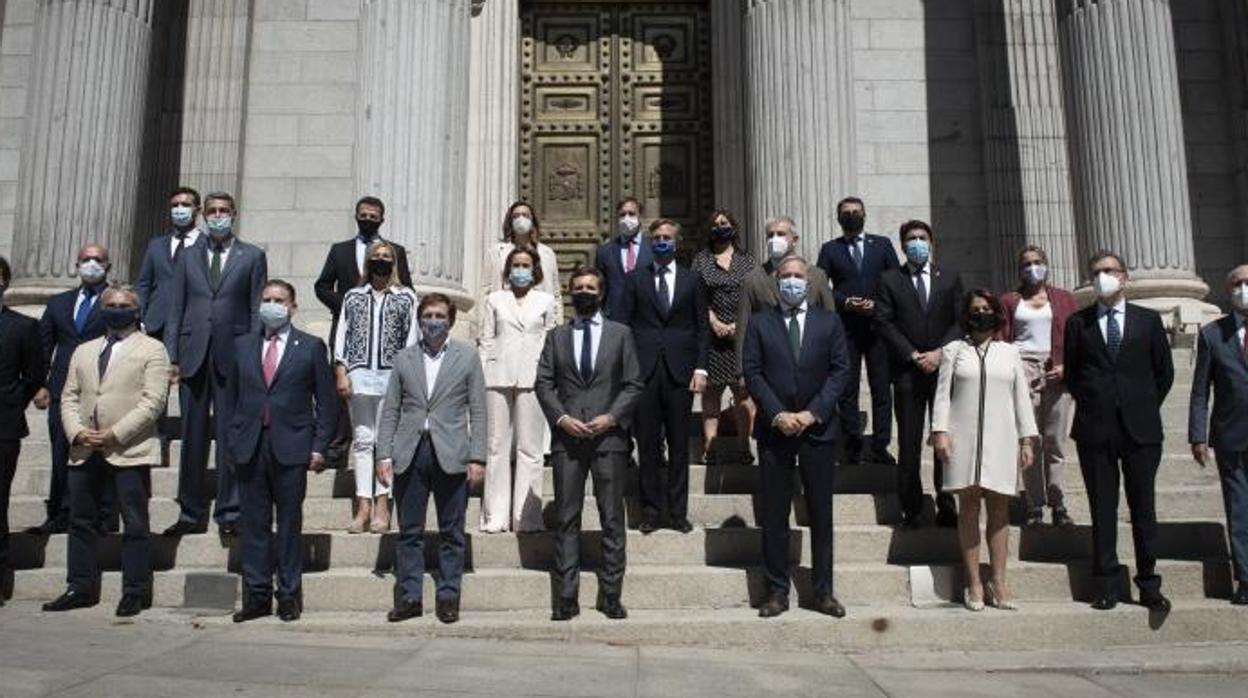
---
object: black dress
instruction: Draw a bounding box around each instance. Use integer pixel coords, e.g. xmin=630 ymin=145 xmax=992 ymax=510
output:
xmin=692 ymin=248 xmax=757 ymax=388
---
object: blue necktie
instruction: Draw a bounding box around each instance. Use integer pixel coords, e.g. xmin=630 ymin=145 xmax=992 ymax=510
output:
xmin=578 ymin=318 xmax=594 ymax=383
xmin=1106 ymin=309 xmax=1122 ymax=358
xmin=74 ymin=287 xmax=96 ymax=334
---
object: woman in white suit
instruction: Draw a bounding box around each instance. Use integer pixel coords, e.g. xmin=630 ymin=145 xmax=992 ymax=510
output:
xmin=931 ymin=289 xmax=1037 ymax=611
xmin=478 ymin=248 xmax=559 ymax=532
xmin=481 ymin=201 xmax=564 ymax=325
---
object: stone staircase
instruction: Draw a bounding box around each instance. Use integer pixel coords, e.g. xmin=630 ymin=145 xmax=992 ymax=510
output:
xmin=6 ymin=347 xmax=1248 ymax=649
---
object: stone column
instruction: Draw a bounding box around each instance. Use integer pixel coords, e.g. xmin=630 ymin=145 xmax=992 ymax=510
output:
xmin=743 ymin=0 xmax=855 ymax=260
xmin=356 ymin=0 xmax=472 ymax=306
xmin=974 ymin=0 xmax=1079 ymax=291
xmin=712 ymin=0 xmax=748 ymax=238
xmin=1057 ymin=0 xmax=1214 ymax=316
xmin=10 ymin=0 xmax=155 ymax=302
xmin=1228 ymin=0 xmax=1248 ymax=262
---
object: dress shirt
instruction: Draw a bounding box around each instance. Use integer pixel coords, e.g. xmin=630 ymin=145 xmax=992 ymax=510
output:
xmin=262 ymin=326 xmax=291 ymax=368
xmin=170 ymin=228 xmax=202 ymax=256
xmin=1096 ymin=298 xmax=1128 ymax=345
xmin=1236 ymin=311 xmax=1246 ymax=351
xmin=97 ymin=331 xmax=136 ymax=379
xmin=782 ymin=300 xmax=809 ymax=344
xmin=618 ymin=234 xmax=641 ymax=271
xmin=73 ymin=285 xmax=104 ymax=320
xmin=846 ymin=234 xmax=864 ymax=264
xmin=653 ymin=262 xmax=676 ymax=308
xmin=571 ymin=312 xmax=603 ymax=373
xmin=355 ymin=235 xmax=381 ymax=276
xmin=207 ymin=236 xmax=234 ymax=267
xmin=421 ymin=340 xmax=448 ymax=429
xmin=908 ymin=262 xmax=931 ymax=295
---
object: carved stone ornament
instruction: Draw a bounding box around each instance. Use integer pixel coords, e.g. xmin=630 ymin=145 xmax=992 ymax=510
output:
xmin=549 ymin=163 xmax=583 ymax=201
xmin=554 ymin=34 xmax=580 ymax=58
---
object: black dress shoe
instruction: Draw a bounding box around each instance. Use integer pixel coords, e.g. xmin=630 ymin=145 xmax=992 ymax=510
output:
xmin=115 ymin=593 xmax=151 ymax=618
xmin=1024 ymin=508 xmax=1044 ymax=528
xmin=897 ymin=513 xmax=922 ymax=530
xmin=1090 ymin=594 xmax=1118 ymax=611
xmin=550 ymin=600 xmax=580 ymax=621
xmin=842 ymin=440 xmax=864 ymax=466
xmin=162 ymin=520 xmax=207 ymax=536
xmin=596 ymin=594 xmax=627 ymax=619
xmin=815 ymin=595 xmax=846 ymax=618
xmin=935 ymin=508 xmax=959 ymax=528
xmin=25 ymin=518 xmax=68 ymax=535
xmin=866 ymin=446 xmax=896 ymax=466
xmin=436 ymin=597 xmax=460 ymax=624
xmin=43 ymin=589 xmax=98 ymax=612
xmin=638 ymin=516 xmax=660 ymax=535
xmin=1140 ymin=593 xmax=1171 ymax=613
xmin=277 ymin=597 xmax=301 ymax=622
xmin=1231 ymin=583 xmax=1248 ymax=606
xmin=233 ymin=597 xmax=273 ymax=623
xmin=1051 ymin=508 xmax=1075 ymax=528
xmin=387 ymin=598 xmax=423 ymax=622
xmin=670 ymin=518 xmax=693 ymax=534
xmin=758 ymin=594 xmax=789 ymax=618
xmin=218 ymin=522 xmax=239 ymax=537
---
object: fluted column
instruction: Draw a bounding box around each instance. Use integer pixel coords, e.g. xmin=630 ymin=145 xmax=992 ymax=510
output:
xmin=712 ymin=0 xmax=748 ymax=233
xmin=10 ymin=0 xmax=155 ymax=302
xmin=975 ymin=0 xmax=1079 ymax=291
xmin=356 ymin=0 xmax=471 ymax=303
xmin=1057 ymin=0 xmax=1211 ymax=311
xmin=1229 ymin=0 xmax=1248 ymax=262
xmin=743 ymin=0 xmax=855 ymax=259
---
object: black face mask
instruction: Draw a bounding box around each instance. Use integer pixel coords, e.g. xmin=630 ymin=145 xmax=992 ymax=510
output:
xmin=571 ymin=291 xmax=600 ymax=316
xmin=101 ymin=306 xmax=138 ymax=331
xmin=967 ymin=312 xmax=999 ymax=333
xmin=838 ymin=212 xmax=865 ymax=234
xmin=357 ymin=218 xmax=381 ymax=239
xmin=367 ymin=258 xmax=394 ymax=278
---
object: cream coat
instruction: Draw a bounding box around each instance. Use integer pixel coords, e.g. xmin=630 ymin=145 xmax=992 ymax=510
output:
xmin=478 ymin=289 xmax=559 ymax=390
xmin=931 ymin=339 xmax=1038 ymax=495
xmin=480 ymin=242 xmax=564 ymax=325
xmin=60 ymin=332 xmax=171 ymax=467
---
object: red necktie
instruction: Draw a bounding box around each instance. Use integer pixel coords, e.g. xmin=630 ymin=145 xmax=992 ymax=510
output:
xmin=625 ymin=239 xmax=636 ymax=273
xmin=262 ymin=335 xmax=279 ymax=426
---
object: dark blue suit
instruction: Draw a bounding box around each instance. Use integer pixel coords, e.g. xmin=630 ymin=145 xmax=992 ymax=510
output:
xmin=816 ymin=233 xmax=900 ymax=453
xmin=595 ymin=234 xmax=653 ymax=320
xmin=134 ymin=230 xmax=193 ymax=336
xmin=743 ymin=304 xmax=850 ymax=599
xmin=226 ymin=328 xmax=336 ymax=603
xmin=0 ymin=307 xmax=44 ymax=571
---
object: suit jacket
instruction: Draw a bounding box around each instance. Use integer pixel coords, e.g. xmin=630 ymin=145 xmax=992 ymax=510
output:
xmin=0 ymin=307 xmax=45 ymax=440
xmin=617 ymin=262 xmax=710 ymax=384
xmin=480 ymin=241 xmax=564 ymax=324
xmin=874 ymin=264 xmax=965 ymax=368
xmin=595 ymin=234 xmax=653 ymax=320
xmin=733 ymin=262 xmax=835 ymax=372
xmin=135 ymin=230 xmax=194 ymax=334
xmin=226 ymin=328 xmax=337 ymax=466
xmin=817 ymin=233 xmax=901 ymax=314
xmin=164 ymin=237 xmax=267 ymax=378
xmin=1063 ymin=303 xmax=1174 ymax=447
xmin=535 ymin=319 xmax=644 ymax=453
xmin=314 ymin=237 xmax=413 ymax=319
xmin=479 ymin=289 xmax=559 ymax=390
xmin=376 ymin=339 xmax=488 ymax=475
xmin=60 ymin=333 xmax=170 ymax=467
xmin=1189 ymin=314 xmax=1248 ymax=452
xmin=40 ymin=286 xmax=107 ymax=400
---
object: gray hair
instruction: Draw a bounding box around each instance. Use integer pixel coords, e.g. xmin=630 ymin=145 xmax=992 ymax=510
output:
xmin=100 ymin=282 xmax=141 ymax=309
xmin=765 ymin=216 xmax=797 ymax=235
xmin=776 ymin=254 xmax=810 ymax=274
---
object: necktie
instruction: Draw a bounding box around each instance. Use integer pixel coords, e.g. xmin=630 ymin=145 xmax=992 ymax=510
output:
xmin=625 ymin=239 xmax=636 ymax=273
xmin=210 ymin=246 xmax=223 ymax=289
xmin=915 ymin=270 xmax=928 ymax=311
xmin=578 ymin=319 xmax=594 ymax=383
xmin=74 ymin=287 xmax=97 ymax=334
xmin=850 ymin=238 xmax=863 ymax=271
xmin=788 ymin=309 xmax=801 ymax=359
xmin=1106 ymin=309 xmax=1122 ymax=358
xmin=1242 ymin=325 xmax=1248 ymax=363
xmin=97 ymin=335 xmax=119 ymax=384
xmin=173 ymin=233 xmax=187 ymax=263
xmin=657 ymin=265 xmax=671 ymax=315
xmin=262 ymin=335 xmax=280 ymax=426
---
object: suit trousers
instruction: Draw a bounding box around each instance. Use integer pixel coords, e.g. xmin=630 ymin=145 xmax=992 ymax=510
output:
xmin=634 ymin=356 xmax=693 ymax=520
xmin=1019 ymin=354 xmax=1074 ymax=511
xmin=0 ymin=440 xmax=17 ymax=574
xmin=178 ymin=357 xmax=239 ymax=525
xmin=237 ymin=430 xmax=307 ymax=602
xmin=481 ymin=388 xmax=546 ymax=532
xmin=1216 ymin=449 xmax=1248 ymax=583
xmin=394 ymin=436 xmax=468 ymax=604
xmin=1076 ymin=418 xmax=1162 ymax=598
xmin=839 ymin=321 xmax=893 ymax=449
xmin=553 ymin=448 xmax=628 ymax=602
xmin=46 ymin=403 xmax=70 ymax=521
xmin=346 ymin=393 xmax=391 ymax=498
xmin=759 ymin=439 xmax=836 ymax=598
xmin=893 ymin=366 xmax=955 ymax=518
xmin=67 ymin=454 xmax=151 ymax=598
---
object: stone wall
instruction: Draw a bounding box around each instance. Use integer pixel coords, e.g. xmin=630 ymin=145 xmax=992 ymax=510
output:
xmin=0 ymin=0 xmax=33 ymax=265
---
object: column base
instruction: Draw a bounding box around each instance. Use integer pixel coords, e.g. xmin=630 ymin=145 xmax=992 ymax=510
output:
xmin=1073 ymin=276 xmax=1222 ymax=336
xmin=4 ymin=277 xmax=78 ymax=310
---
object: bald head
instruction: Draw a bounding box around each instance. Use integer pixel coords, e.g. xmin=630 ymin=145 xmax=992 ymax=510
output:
xmin=77 ymin=243 xmax=109 ymax=264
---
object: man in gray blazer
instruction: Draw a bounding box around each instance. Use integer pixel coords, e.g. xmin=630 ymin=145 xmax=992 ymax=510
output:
xmin=1190 ymin=264 xmax=1248 ymax=605
xmin=376 ymin=293 xmax=487 ymax=624
xmin=162 ymin=192 xmax=267 ymax=536
xmin=536 ymin=266 xmax=644 ymax=621
xmin=135 ymin=186 xmax=202 ymax=338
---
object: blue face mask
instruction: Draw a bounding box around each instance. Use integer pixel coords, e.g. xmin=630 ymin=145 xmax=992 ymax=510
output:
xmin=171 ymin=205 xmax=195 ymax=228
xmin=778 ymin=277 xmax=808 ymax=307
xmin=904 ymin=238 xmax=930 ymax=267
xmin=206 ymin=216 xmax=233 ymax=239
xmin=652 ymin=238 xmax=677 ymax=258
xmin=509 ymin=267 xmax=533 ymax=289
xmin=258 ymin=301 xmax=290 ymax=331
xmin=711 ymin=226 xmax=735 ymax=242
xmin=420 ymin=318 xmax=450 ymax=345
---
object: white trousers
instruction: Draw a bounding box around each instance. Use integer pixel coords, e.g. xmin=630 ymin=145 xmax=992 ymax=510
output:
xmin=481 ymin=388 xmax=546 ymax=531
xmin=348 ymin=393 xmax=392 ymax=498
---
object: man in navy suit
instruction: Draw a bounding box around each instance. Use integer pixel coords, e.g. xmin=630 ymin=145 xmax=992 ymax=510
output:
xmin=227 ymin=280 xmax=336 ymax=623
xmin=135 ymin=187 xmax=203 ymax=338
xmin=163 ymin=191 xmax=268 ymax=536
xmin=1190 ymin=264 xmax=1248 ymax=606
xmin=618 ymin=219 xmax=710 ymax=533
xmin=28 ymin=243 xmax=111 ymax=535
xmin=743 ymin=255 xmax=850 ymax=619
xmin=816 ymin=197 xmax=900 ymax=466
xmin=594 ymin=197 xmax=653 ymax=320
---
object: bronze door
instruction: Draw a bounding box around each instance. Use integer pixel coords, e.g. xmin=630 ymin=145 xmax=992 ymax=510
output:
xmin=519 ymin=2 xmax=713 ymax=284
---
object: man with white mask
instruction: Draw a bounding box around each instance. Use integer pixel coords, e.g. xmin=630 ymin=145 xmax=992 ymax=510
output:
xmin=135 ymin=187 xmax=203 ymax=339
xmin=1063 ymin=250 xmax=1174 ymax=612
xmin=595 ymin=197 xmax=654 ymax=320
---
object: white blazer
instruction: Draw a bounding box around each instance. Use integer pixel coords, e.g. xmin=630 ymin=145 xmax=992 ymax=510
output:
xmin=479 ymin=289 xmax=558 ymax=390
xmin=480 ymin=241 xmax=564 ymax=325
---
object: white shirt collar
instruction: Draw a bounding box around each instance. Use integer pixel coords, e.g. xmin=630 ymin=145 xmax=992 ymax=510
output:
xmin=421 ymin=339 xmax=448 ymax=359
xmin=264 ymin=325 xmax=291 ymax=342
xmin=1097 ymin=298 xmax=1127 ymax=316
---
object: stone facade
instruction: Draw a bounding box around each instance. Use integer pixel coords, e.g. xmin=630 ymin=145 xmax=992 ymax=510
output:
xmin=0 ymin=0 xmax=1244 ymax=326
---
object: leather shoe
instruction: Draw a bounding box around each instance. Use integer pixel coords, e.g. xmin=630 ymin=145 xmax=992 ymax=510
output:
xmin=387 ymin=598 xmax=423 ymax=622
xmin=1140 ymin=593 xmax=1171 ymax=613
xmin=638 ymin=516 xmax=660 ymax=535
xmin=218 ymin=522 xmax=239 ymax=537
xmin=897 ymin=513 xmax=922 ymax=531
xmin=115 ymin=593 xmax=151 ymax=618
xmin=757 ymin=594 xmax=789 ymax=618
xmin=43 ymin=589 xmax=98 ymax=612
xmin=866 ymin=445 xmax=896 ymax=466
xmin=162 ymin=520 xmax=207 ymax=536
xmin=815 ymin=594 xmax=846 ymax=618
xmin=670 ymin=518 xmax=693 ymax=534
xmin=1090 ymin=594 xmax=1118 ymax=611
xmin=436 ymin=597 xmax=460 ymax=624
xmin=233 ymin=596 xmax=273 ymax=623
xmin=596 ymin=593 xmax=627 ymax=619
xmin=935 ymin=508 xmax=959 ymax=528
xmin=26 ymin=518 xmax=68 ymax=536
xmin=277 ymin=597 xmax=301 ymax=622
xmin=1051 ymin=508 xmax=1075 ymax=528
xmin=550 ymin=599 xmax=580 ymax=621
xmin=1231 ymin=582 xmax=1248 ymax=606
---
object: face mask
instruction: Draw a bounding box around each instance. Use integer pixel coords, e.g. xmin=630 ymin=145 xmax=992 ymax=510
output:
xmin=78 ymin=259 xmax=107 ymax=285
xmin=367 ymin=258 xmax=394 ymax=279
xmin=618 ymin=215 xmax=640 ymax=238
xmin=1022 ymin=264 xmax=1048 ymax=285
xmin=571 ymin=291 xmax=600 ymax=316
xmin=171 ymin=205 xmax=195 ymax=228
xmin=967 ymin=312 xmax=999 ymax=333
xmin=778 ymin=277 xmax=808 ymax=307
xmin=1094 ymin=272 xmax=1121 ymax=299
xmin=206 ymin=216 xmax=233 ymax=239
xmin=652 ymin=238 xmax=676 ymax=258
xmin=101 ymin=306 xmax=138 ymax=332
xmin=259 ymin=302 xmax=290 ymax=331
xmin=712 ymin=226 xmax=735 ymax=242
xmin=357 ymin=218 xmax=381 ymax=239
xmin=768 ymin=236 xmax=791 ymax=263
xmin=511 ymin=216 xmax=534 ymax=237
xmin=1230 ymin=283 xmax=1248 ymax=311
xmin=420 ymin=318 xmax=450 ymax=344
xmin=509 ymin=267 xmax=533 ymax=288
xmin=838 ymin=212 xmax=865 ymax=234
xmin=904 ymin=239 xmax=930 ymax=267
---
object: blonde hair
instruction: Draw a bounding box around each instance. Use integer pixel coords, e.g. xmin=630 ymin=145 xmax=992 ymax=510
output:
xmin=360 ymin=239 xmax=402 ymax=288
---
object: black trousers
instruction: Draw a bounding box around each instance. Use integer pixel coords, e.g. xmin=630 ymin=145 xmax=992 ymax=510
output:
xmin=178 ymin=357 xmax=239 ymax=525
xmin=759 ymin=438 xmax=836 ymax=598
xmin=394 ymin=436 xmax=467 ymax=604
xmin=0 ymin=440 xmax=17 ymax=574
xmin=46 ymin=403 xmax=70 ymax=521
xmin=1076 ymin=418 xmax=1162 ymax=598
xmin=553 ymin=448 xmax=627 ymax=602
xmin=67 ymin=454 xmax=151 ymax=597
xmin=893 ymin=366 xmax=954 ymax=518
xmin=839 ymin=322 xmax=893 ymax=449
xmin=237 ymin=430 xmax=307 ymax=602
xmin=635 ymin=356 xmax=693 ymax=520
xmin=1216 ymin=449 xmax=1248 ymax=583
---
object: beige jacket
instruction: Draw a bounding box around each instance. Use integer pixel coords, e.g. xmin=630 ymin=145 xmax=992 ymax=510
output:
xmin=479 ymin=289 xmax=559 ymax=390
xmin=60 ymin=332 xmax=171 ymax=467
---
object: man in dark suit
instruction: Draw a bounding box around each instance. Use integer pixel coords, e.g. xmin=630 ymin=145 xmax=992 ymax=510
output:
xmin=816 ymin=197 xmax=901 ymax=466
xmin=28 ymin=243 xmax=111 ymax=535
xmin=1065 ymin=250 xmax=1174 ymax=611
xmin=874 ymin=220 xmax=964 ymax=529
xmin=536 ymin=266 xmax=644 ymax=621
xmin=163 ymin=191 xmax=268 ymax=536
xmin=594 ymin=197 xmax=653 ymax=320
xmin=743 ymin=255 xmax=850 ymax=619
xmin=1190 ymin=264 xmax=1248 ymax=606
xmin=227 ymin=280 xmax=336 ymax=623
xmin=135 ymin=187 xmax=202 ymax=338
xmin=0 ymin=257 xmax=46 ymax=604
xmin=618 ymin=219 xmax=709 ymax=533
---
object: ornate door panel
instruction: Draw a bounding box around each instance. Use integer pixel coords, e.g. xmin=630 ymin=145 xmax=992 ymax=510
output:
xmin=520 ymin=2 xmax=712 ymax=282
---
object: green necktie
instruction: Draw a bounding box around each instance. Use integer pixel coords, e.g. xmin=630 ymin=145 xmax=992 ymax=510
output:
xmin=210 ymin=248 xmax=222 ymax=288
xmin=788 ymin=309 xmax=801 ymax=358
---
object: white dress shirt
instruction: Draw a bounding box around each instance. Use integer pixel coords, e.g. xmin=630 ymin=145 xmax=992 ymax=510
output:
xmin=355 ymin=236 xmax=375 ymax=276
xmin=420 ymin=340 xmax=448 ymax=429
xmin=97 ymin=331 xmax=135 ymax=379
xmin=170 ymin=228 xmax=202 ymax=257
xmin=653 ymin=262 xmax=676 ymax=308
xmin=571 ymin=312 xmax=604 ymax=373
xmin=262 ymin=326 xmax=291 ymax=368
xmin=207 ymin=236 xmax=234 ymax=267
xmin=908 ymin=263 xmax=931 ymax=295
xmin=619 ymin=234 xmax=642 ymax=272
xmin=73 ymin=285 xmax=103 ymax=320
xmin=783 ymin=300 xmax=809 ymax=344
xmin=1096 ymin=298 xmax=1128 ymax=344
xmin=1236 ymin=312 xmax=1246 ymax=350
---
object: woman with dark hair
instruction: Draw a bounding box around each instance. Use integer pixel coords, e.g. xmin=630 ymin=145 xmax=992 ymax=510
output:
xmin=997 ymin=245 xmax=1078 ymax=528
xmin=478 ymin=248 xmax=558 ymax=532
xmin=691 ymin=209 xmax=757 ymax=464
xmin=931 ymin=289 xmax=1037 ymax=611
xmin=480 ymin=201 xmax=563 ymax=323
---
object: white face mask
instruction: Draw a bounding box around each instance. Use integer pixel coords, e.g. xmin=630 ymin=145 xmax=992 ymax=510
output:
xmin=618 ymin=215 xmax=640 ymax=238
xmin=1094 ymin=271 xmax=1122 ymax=300
xmin=78 ymin=259 xmax=107 ymax=285
xmin=1231 ymin=283 xmax=1248 ymax=311
xmin=767 ymin=235 xmax=790 ymax=262
xmin=511 ymin=215 xmax=533 ymax=236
